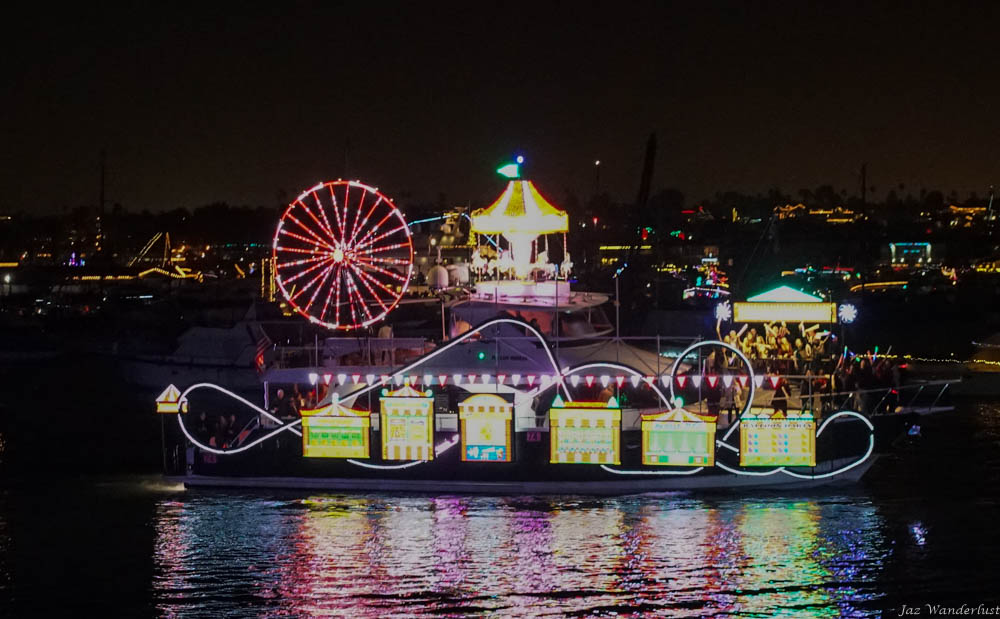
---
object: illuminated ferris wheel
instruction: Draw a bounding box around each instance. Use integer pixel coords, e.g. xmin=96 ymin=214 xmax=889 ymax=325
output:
xmin=273 ymin=180 xmax=413 ymax=330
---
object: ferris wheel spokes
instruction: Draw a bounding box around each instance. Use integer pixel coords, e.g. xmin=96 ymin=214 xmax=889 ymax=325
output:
xmin=274 ymin=180 xmax=413 ymax=331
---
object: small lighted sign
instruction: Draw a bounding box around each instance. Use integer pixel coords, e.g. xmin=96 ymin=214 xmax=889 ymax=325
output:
xmin=458 ymin=393 xmax=513 ymax=462
xmin=641 ymin=408 xmax=716 ymax=466
xmin=156 ymin=384 xmax=183 ymax=414
xmin=739 ymin=411 xmax=816 ymax=467
xmin=733 ymin=301 xmax=837 ymax=323
xmin=380 ymin=385 xmax=434 ymax=461
xmin=550 ymin=396 xmax=621 ymax=465
xmin=496 ymin=162 xmax=520 ymax=179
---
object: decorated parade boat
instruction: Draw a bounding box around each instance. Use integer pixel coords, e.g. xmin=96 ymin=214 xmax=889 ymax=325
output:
xmin=155 ymin=162 xmax=952 ymax=493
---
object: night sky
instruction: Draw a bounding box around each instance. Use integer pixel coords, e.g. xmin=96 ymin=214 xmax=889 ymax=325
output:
xmin=4 ymin=2 xmax=1000 ymax=213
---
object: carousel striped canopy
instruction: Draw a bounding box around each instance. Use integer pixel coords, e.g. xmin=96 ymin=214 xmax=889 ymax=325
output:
xmin=470 ymin=180 xmax=569 ymax=235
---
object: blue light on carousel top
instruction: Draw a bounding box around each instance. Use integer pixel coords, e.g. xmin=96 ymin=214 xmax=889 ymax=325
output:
xmin=838 ymin=303 xmax=858 ymax=324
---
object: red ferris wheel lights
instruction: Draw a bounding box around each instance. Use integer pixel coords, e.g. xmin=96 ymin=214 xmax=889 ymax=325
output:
xmin=280 ymin=256 xmax=331 ymax=286
xmin=273 ymin=180 xmax=413 ymax=330
xmin=276 ymin=255 xmax=329 ymax=270
xmin=281 ymin=211 xmax=335 ymax=250
xmin=350 ymin=265 xmax=390 ymax=313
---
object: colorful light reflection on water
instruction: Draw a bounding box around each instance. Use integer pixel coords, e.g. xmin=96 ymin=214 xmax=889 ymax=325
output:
xmin=152 ymin=493 xmax=886 ymax=617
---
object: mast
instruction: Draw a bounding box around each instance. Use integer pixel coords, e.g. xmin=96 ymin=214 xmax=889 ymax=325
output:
xmin=629 ymin=132 xmax=656 ymax=265
xmin=988 ymin=185 xmax=995 ymax=237
xmin=97 ymin=149 xmax=106 ymax=254
xmin=860 ymin=162 xmax=867 ymax=215
xmin=99 ymin=149 xmax=106 ymax=213
xmin=635 ymin=132 xmax=656 ymax=213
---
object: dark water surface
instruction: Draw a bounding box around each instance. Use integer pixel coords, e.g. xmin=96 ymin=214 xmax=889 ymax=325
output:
xmin=2 ymin=400 xmax=1000 ymax=617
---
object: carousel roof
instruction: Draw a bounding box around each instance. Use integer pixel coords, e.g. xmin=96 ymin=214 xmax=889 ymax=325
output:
xmin=470 ymin=180 xmax=569 ymax=235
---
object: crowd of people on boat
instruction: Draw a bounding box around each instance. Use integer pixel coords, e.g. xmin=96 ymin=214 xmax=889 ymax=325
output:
xmin=268 ymin=384 xmax=326 ymax=422
xmin=716 ymin=318 xmax=835 ymax=374
xmin=190 ymin=411 xmax=242 ymax=450
xmin=188 ymin=384 xmax=327 ymax=455
xmin=709 ymin=317 xmax=904 ymax=417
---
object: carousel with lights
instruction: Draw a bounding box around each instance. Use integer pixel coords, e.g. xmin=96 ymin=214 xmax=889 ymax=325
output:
xmin=154 ymin=163 xmax=889 ymax=493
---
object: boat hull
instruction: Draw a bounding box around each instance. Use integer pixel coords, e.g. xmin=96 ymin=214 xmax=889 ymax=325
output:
xmin=174 ymin=455 xmax=876 ymax=494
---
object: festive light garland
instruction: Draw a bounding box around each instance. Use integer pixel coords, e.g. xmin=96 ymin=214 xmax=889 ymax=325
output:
xmin=881 ymin=353 xmax=1000 ymax=367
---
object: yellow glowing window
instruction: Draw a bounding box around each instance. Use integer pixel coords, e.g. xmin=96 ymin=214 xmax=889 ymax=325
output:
xmin=300 ymin=401 xmax=371 ymax=459
xmin=549 ymin=396 xmax=621 ymax=465
xmin=458 ymin=394 xmax=513 ymax=462
xmin=379 ymin=385 xmax=434 ymax=461
xmin=739 ymin=412 xmax=816 ymax=467
xmin=641 ymin=408 xmax=716 ymax=466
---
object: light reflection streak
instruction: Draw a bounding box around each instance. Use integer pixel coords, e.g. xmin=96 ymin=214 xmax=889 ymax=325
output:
xmin=151 ymin=494 xmax=886 ymax=616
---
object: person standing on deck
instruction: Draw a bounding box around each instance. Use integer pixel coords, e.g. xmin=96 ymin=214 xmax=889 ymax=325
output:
xmin=771 ymin=375 xmax=791 ymax=415
xmin=378 ymin=323 xmax=394 ymax=365
xmin=721 ymin=377 xmax=736 ymax=425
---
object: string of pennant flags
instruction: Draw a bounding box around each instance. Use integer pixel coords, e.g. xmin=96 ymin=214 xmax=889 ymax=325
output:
xmin=305 ymin=371 xmax=785 ymax=390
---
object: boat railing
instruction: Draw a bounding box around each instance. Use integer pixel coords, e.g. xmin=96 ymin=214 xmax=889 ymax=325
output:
xmin=678 ymin=376 xmax=955 ymax=419
xmin=269 ymin=334 xmax=704 ymax=369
